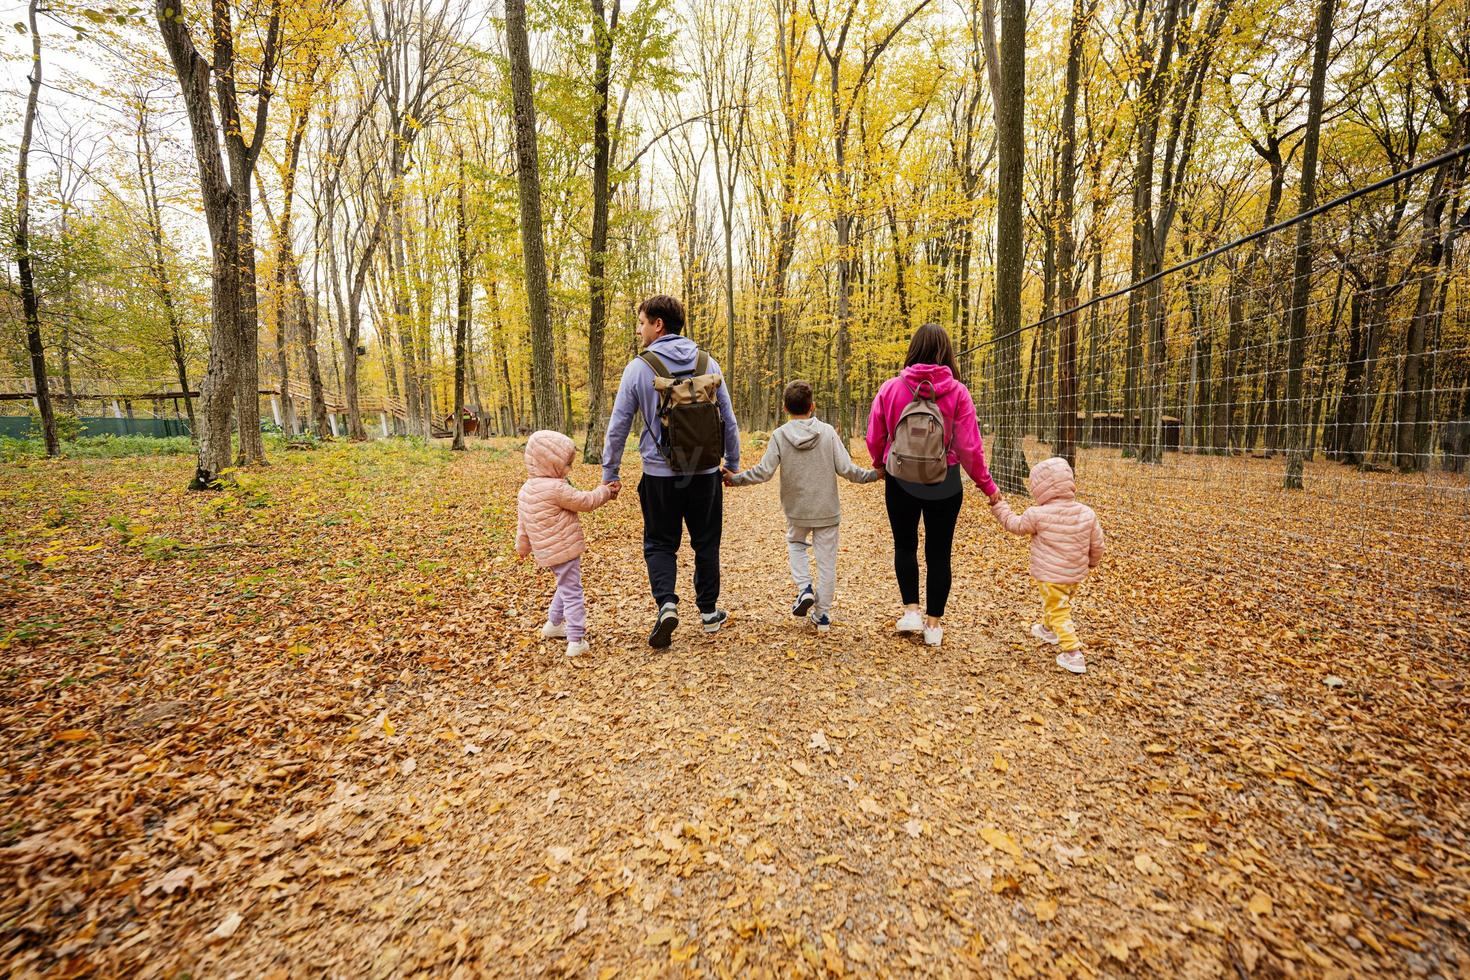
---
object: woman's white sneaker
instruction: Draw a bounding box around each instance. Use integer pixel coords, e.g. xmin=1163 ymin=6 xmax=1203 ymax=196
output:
xmin=541 ymin=620 xmax=568 ymax=640
xmin=566 ymin=640 xmax=589 ymax=658
xmin=896 ymin=610 xmax=924 ymax=633
xmin=923 ymin=625 xmax=944 ymax=647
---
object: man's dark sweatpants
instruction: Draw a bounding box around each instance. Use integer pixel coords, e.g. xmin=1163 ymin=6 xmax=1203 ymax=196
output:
xmin=638 ymin=472 xmax=722 ymax=614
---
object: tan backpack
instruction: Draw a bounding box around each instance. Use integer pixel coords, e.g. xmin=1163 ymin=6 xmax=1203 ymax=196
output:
xmin=640 ymin=349 xmax=725 ymax=473
xmin=887 ymin=380 xmax=950 ymax=484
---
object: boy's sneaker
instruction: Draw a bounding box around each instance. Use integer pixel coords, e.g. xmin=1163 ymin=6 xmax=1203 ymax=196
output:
xmin=810 ymin=612 xmax=831 ymax=634
xmin=896 ymin=610 xmax=924 ymax=634
xmin=1056 ymin=650 xmax=1086 ymax=674
xmin=701 ymin=609 xmax=729 ymax=633
xmin=649 ymin=603 xmax=679 ymax=648
xmin=1031 ymin=623 xmax=1060 ymax=646
xmin=566 ymin=640 xmax=589 ymax=658
xmin=792 ymin=586 xmax=816 ymax=618
xmin=923 ymin=625 xmax=944 ymax=647
xmin=541 ymin=620 xmax=568 ymax=640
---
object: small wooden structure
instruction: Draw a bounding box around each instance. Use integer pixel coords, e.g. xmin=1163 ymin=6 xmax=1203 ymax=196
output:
xmin=431 ymin=409 xmax=479 ymax=439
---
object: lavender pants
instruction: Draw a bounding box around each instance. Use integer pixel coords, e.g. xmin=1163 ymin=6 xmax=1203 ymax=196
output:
xmin=547 ymin=557 xmax=585 ymax=641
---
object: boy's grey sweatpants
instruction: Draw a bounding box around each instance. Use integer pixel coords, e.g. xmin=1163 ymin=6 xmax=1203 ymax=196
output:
xmin=787 ymin=524 xmax=841 ymax=617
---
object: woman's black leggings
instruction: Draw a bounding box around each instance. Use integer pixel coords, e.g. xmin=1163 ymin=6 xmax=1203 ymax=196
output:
xmin=884 ymin=466 xmax=964 ymax=618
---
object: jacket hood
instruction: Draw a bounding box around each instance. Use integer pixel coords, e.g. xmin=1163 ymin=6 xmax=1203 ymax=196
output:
xmin=525 ymin=429 xmax=576 ymax=479
xmin=899 ymin=362 xmax=960 ymax=396
xmin=1029 ymin=456 xmax=1076 ymax=504
xmin=777 ymin=417 xmax=825 ymax=451
xmin=644 ymin=334 xmax=701 ymax=371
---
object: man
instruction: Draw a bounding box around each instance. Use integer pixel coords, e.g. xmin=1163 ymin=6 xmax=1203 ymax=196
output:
xmin=602 ymin=295 xmax=740 ymax=648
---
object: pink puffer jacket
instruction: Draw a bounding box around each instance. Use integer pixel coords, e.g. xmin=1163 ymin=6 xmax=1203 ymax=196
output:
xmin=991 ymin=457 xmax=1103 ymax=584
xmin=515 ymin=430 xmax=613 ymax=568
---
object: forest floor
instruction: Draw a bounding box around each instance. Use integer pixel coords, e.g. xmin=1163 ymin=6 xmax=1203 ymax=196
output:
xmin=2 ymin=436 xmax=1468 ymax=978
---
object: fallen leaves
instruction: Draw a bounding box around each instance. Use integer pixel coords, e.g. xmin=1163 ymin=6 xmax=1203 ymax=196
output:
xmin=980 ymin=827 xmax=1022 ymax=859
xmin=1134 ymin=851 xmax=1164 ymax=876
xmin=4 ymin=439 xmax=1469 ymax=977
xmin=143 ymin=866 xmax=206 ymax=898
xmin=206 ymin=912 xmax=242 ymax=943
xmin=1247 ymin=890 xmax=1274 ymax=918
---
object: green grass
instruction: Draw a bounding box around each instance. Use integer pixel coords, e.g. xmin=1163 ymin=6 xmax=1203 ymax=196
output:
xmin=0 ymin=434 xmax=195 ymax=462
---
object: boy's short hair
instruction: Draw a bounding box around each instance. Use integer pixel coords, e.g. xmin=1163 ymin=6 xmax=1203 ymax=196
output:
xmin=638 ymin=294 xmax=685 ymax=335
xmin=783 ymin=380 xmax=814 ymax=415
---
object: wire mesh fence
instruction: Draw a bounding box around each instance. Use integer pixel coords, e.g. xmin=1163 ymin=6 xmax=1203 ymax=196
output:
xmin=963 ymin=146 xmax=1470 ymax=654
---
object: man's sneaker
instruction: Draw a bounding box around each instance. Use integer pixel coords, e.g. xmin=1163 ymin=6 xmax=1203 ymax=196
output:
xmin=649 ymin=603 xmax=679 ymax=648
xmin=541 ymin=620 xmax=568 ymax=640
xmin=896 ymin=610 xmax=924 ymax=634
xmin=566 ymin=640 xmax=589 ymax=658
xmin=1031 ymin=623 xmax=1060 ymax=646
xmin=792 ymin=586 xmax=816 ymax=618
xmin=923 ymin=625 xmax=944 ymax=647
xmin=1056 ymin=650 xmax=1086 ymax=674
xmin=810 ymin=612 xmax=831 ymax=634
xmin=701 ymin=609 xmax=729 ymax=633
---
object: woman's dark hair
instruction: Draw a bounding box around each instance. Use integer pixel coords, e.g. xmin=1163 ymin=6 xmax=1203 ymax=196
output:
xmin=904 ymin=322 xmax=960 ymax=378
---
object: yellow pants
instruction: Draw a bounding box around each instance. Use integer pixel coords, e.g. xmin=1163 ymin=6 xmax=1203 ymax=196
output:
xmin=1036 ymin=581 xmax=1083 ymax=651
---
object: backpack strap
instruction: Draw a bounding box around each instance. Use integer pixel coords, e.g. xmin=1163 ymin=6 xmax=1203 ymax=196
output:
xmin=639 ymin=350 xmax=675 ymax=378
xmin=694 ymin=350 xmax=709 ymax=376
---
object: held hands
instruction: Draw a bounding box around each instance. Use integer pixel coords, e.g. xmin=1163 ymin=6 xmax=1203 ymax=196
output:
xmin=719 ymin=465 xmax=736 ymax=487
xmin=603 ymin=479 xmax=622 ymax=500
xmin=987 ymin=490 xmax=1003 ymax=506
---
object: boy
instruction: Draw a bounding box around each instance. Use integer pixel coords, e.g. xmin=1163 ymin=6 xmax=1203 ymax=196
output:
xmin=723 ymin=380 xmax=881 ymax=632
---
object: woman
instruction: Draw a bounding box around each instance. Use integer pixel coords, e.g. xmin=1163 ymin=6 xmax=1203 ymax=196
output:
xmin=866 ymin=323 xmax=1001 ymax=647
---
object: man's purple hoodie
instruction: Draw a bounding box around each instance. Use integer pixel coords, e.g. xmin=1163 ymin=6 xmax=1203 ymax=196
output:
xmin=601 ymin=334 xmax=740 ymax=482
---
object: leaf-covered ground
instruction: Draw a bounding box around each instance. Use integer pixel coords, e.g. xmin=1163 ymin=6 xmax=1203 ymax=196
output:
xmin=2 ymin=437 xmax=1467 ymax=978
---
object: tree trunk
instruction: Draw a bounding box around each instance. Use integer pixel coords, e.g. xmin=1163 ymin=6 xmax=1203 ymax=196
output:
xmin=1053 ymin=0 xmax=1088 ymax=467
xmin=16 ymin=0 xmax=57 ymax=457
xmin=988 ymin=0 xmax=1028 ymax=490
xmin=1395 ymin=143 xmax=1463 ymax=470
xmin=271 ymin=103 xmax=308 ymax=437
xmin=453 ymin=150 xmax=471 ymax=452
xmin=584 ymin=0 xmax=617 ymax=462
xmin=157 ymin=0 xmax=282 ymax=488
xmin=504 ymin=0 xmax=562 ymax=431
xmin=234 ymin=164 xmax=266 ymax=466
xmin=1282 ymin=0 xmax=1333 ymax=488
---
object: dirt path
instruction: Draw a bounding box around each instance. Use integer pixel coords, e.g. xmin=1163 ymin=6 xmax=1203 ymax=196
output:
xmin=3 ymin=440 xmax=1467 ymax=977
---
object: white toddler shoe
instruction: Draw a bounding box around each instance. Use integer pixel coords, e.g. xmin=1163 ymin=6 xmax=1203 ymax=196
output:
xmin=565 ymin=639 xmax=589 ymax=657
xmin=541 ymin=620 xmax=568 ymax=640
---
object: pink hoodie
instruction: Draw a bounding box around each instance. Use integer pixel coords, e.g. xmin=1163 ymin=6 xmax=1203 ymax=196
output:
xmin=866 ymin=364 xmax=999 ymax=497
xmin=991 ymin=456 xmax=1104 ymax=584
xmin=516 ymin=430 xmax=613 ymax=568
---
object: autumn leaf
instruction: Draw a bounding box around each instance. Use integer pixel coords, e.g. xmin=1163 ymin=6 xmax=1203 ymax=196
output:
xmin=1247 ymin=891 xmax=1273 ymax=917
xmin=981 ymin=827 xmax=1022 ymax=858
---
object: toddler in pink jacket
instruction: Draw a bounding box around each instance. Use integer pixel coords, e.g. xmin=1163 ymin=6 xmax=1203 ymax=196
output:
xmin=516 ymin=430 xmax=618 ymax=657
xmin=990 ymin=456 xmax=1104 ymax=674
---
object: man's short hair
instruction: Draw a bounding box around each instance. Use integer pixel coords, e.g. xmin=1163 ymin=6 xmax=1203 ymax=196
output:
xmin=638 ymin=294 xmax=685 ymax=335
xmin=783 ymin=379 xmax=814 ymax=415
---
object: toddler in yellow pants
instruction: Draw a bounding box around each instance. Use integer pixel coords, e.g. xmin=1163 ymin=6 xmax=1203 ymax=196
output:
xmin=991 ymin=457 xmax=1104 ymax=674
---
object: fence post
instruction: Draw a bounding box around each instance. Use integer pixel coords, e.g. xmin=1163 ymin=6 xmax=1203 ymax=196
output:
xmin=1057 ymin=295 xmax=1079 ymax=469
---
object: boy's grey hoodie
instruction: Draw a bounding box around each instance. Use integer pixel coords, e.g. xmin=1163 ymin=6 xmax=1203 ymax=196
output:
xmin=730 ymin=417 xmax=878 ymax=527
